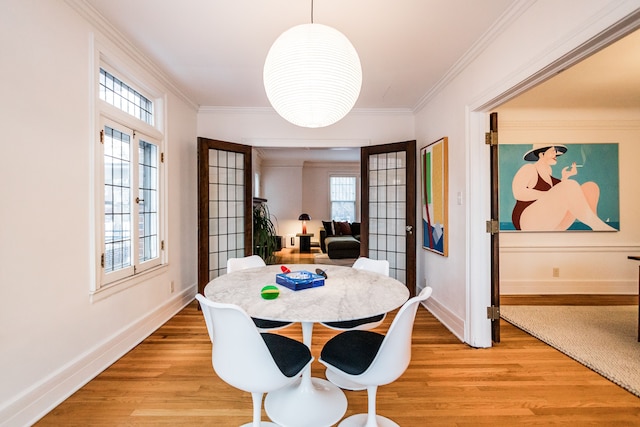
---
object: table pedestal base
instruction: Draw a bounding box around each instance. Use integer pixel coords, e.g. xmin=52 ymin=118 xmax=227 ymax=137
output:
xmin=265 ymin=376 xmax=347 ymax=427
xmin=240 ymin=423 xmax=278 ymax=427
xmin=339 ymin=413 xmax=400 ymax=427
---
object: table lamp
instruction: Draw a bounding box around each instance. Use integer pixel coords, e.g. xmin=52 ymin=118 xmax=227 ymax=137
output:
xmin=298 ymin=213 xmax=311 ymax=234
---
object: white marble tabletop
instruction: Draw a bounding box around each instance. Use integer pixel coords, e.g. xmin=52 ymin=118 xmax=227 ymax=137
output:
xmin=204 ymin=263 xmax=409 ymax=323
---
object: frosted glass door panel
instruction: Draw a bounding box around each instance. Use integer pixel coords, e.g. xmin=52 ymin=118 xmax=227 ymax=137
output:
xmin=208 ymin=149 xmax=245 ymax=280
xmin=368 ymin=152 xmax=407 ymax=283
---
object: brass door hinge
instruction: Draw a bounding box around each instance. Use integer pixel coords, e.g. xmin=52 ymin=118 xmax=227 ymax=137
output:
xmin=100 ymin=253 xmax=105 ymax=268
xmin=161 ymin=152 xmax=165 ymax=163
xmin=485 ymin=130 xmax=498 ymax=146
xmin=486 ymin=219 xmax=499 ymax=235
xmin=100 ymin=129 xmax=104 ymax=144
xmin=161 ymin=240 xmax=165 ymax=250
xmin=487 ymin=306 xmax=500 ymax=320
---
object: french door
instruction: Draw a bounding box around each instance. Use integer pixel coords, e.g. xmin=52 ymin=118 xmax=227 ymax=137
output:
xmin=197 ymin=137 xmax=253 ymax=296
xmin=361 ymin=141 xmax=417 ymax=296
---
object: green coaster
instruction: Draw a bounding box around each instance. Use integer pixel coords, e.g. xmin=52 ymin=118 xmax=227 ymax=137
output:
xmin=260 ymin=285 xmax=280 ymax=300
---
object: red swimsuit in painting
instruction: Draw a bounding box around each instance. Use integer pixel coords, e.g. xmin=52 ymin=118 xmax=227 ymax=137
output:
xmin=512 ymin=173 xmax=561 ymax=230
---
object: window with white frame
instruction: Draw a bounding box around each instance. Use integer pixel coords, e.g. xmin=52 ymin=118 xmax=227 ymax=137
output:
xmin=96 ymin=66 xmax=164 ymax=290
xmin=330 ymin=176 xmax=357 ymax=222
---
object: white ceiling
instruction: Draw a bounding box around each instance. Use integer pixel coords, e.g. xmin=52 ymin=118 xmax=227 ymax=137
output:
xmin=500 ymin=27 xmax=640 ymax=110
xmin=84 ymin=1 xmax=640 ymax=162
xmin=85 ymin=0 xmax=514 ymax=110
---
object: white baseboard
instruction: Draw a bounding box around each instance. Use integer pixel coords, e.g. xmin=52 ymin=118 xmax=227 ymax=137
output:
xmin=422 ymin=295 xmax=465 ymax=343
xmin=0 ymin=285 xmax=196 ymax=427
xmin=501 ymin=279 xmax=637 ymax=295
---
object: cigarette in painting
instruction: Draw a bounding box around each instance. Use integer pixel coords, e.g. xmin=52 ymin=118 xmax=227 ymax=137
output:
xmin=578 ymin=146 xmax=587 ymax=168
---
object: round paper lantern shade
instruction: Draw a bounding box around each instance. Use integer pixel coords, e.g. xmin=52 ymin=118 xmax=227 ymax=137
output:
xmin=264 ymin=23 xmax=362 ymax=128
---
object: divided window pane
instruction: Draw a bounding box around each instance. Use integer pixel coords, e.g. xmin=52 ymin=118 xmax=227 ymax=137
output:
xmin=99 ymin=68 xmax=154 ymax=125
xmin=104 ymin=126 xmax=132 ymax=273
xmin=102 ymin=124 xmax=160 ymax=280
xmin=330 ymin=176 xmax=356 ymax=222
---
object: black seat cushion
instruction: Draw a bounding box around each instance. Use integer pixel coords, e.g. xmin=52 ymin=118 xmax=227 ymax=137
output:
xmin=321 ymin=330 xmax=384 ymax=375
xmin=252 ymin=317 xmax=291 ymax=330
xmin=261 ymin=333 xmax=312 ymax=377
xmin=322 ymin=314 xmax=384 ymax=330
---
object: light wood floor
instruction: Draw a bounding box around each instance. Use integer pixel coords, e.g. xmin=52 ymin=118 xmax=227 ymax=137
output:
xmin=274 ymin=247 xmax=323 ymax=264
xmin=36 ymin=299 xmax=640 ymax=426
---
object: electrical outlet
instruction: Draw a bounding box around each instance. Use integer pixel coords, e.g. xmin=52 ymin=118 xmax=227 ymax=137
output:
xmin=552 ymin=267 xmax=560 ymax=278
xmin=170 ymin=281 xmax=175 ymax=293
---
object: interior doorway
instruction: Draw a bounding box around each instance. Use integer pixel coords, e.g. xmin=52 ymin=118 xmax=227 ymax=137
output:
xmin=480 ymin=18 xmax=640 ymax=345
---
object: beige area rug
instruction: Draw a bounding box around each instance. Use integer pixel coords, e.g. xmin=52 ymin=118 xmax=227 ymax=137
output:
xmin=500 ymin=305 xmax=640 ymax=397
xmin=313 ymin=253 xmax=356 ymax=267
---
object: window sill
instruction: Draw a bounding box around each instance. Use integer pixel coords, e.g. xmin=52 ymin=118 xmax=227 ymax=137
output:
xmin=90 ymin=264 xmax=168 ymax=303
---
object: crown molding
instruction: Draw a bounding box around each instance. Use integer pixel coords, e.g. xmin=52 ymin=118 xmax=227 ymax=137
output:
xmin=303 ymin=161 xmax=360 ymax=168
xmin=245 ymin=138 xmax=371 ymax=148
xmin=473 ymin=2 xmax=640 ymax=112
xmin=413 ymin=0 xmax=536 ymax=112
xmin=198 ymin=106 xmax=413 ymax=116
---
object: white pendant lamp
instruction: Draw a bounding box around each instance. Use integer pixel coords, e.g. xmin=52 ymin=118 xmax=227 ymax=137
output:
xmin=263 ymin=4 xmax=362 ymax=128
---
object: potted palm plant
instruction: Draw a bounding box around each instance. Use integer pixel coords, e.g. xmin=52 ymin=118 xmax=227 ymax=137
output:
xmin=253 ymin=202 xmax=278 ymax=264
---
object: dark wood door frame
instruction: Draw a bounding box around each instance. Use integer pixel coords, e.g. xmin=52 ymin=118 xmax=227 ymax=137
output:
xmin=197 ymin=137 xmax=253 ymax=297
xmin=361 ymin=140 xmax=417 ymax=297
xmin=489 ymin=113 xmax=501 ymax=343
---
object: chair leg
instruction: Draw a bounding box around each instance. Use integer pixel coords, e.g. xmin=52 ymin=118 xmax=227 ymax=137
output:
xmin=251 ymin=392 xmax=263 ymax=427
xmin=338 ymin=384 xmax=398 ymax=427
xmin=242 ymin=391 xmax=278 ymax=427
xmin=365 ymin=385 xmax=378 ymax=427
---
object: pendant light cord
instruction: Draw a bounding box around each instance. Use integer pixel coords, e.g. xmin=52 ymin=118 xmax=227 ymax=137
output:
xmin=311 ymin=0 xmax=314 ymax=23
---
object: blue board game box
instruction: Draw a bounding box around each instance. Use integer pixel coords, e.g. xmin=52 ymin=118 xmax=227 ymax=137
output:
xmin=275 ymin=270 xmax=325 ymax=291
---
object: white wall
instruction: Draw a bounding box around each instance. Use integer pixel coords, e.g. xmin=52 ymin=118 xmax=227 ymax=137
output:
xmin=0 ymin=1 xmax=198 ymax=425
xmin=496 ymin=108 xmax=640 ymax=294
xmin=263 ymin=161 xmax=304 ymax=245
xmin=414 ymin=0 xmax=640 ymax=346
xmin=197 ymin=108 xmax=415 ymax=145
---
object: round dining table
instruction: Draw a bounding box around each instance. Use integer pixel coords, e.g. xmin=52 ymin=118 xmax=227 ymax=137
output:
xmin=204 ymin=263 xmax=409 ymax=427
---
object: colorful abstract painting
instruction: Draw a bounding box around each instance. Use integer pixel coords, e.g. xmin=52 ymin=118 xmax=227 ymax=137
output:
xmin=421 ymin=137 xmax=448 ymax=256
